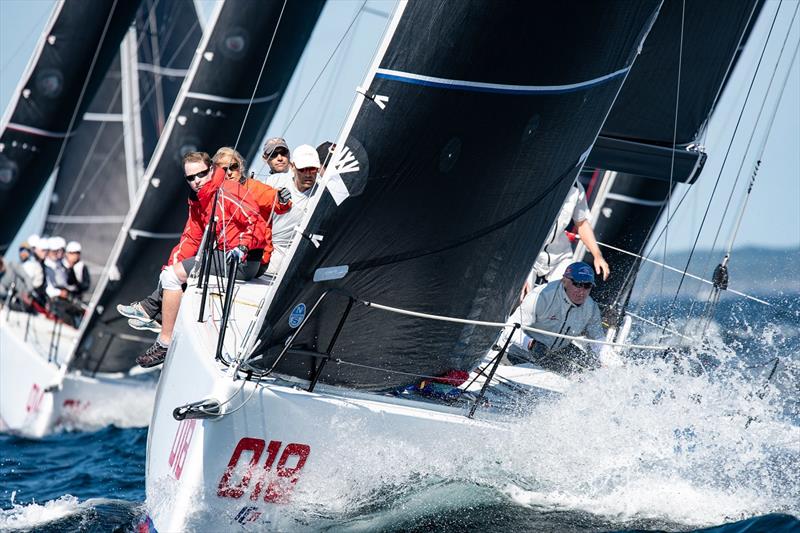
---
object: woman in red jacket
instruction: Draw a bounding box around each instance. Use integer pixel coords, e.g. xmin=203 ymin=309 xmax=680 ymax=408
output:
xmin=135 ymin=151 xmax=290 ymax=368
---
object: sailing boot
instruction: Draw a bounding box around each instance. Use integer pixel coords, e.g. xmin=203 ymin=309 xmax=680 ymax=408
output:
xmin=136 ymin=340 xmax=169 ymax=368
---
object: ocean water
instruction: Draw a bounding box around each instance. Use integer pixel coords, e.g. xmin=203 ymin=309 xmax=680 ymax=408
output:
xmin=1 ymin=296 xmax=798 ymax=532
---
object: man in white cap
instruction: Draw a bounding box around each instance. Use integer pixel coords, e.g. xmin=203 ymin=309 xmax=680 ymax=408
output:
xmin=261 ymin=144 xmax=321 ymax=274
xmin=21 ymin=234 xmax=46 ymax=304
xmin=44 ymin=236 xmax=70 ymax=299
xmin=64 ymin=241 xmax=90 ymax=300
xmin=261 ymin=137 xmax=291 ymax=174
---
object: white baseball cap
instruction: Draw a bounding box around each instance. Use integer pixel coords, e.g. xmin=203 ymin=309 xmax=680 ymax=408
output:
xmin=50 ymin=236 xmax=66 ymax=250
xmin=291 ymin=144 xmax=320 ymax=170
xmin=66 ymin=241 xmax=82 ymax=253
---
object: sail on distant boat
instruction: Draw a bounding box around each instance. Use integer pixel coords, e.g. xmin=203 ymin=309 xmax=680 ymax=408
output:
xmin=0 ymin=0 xmax=142 ymax=254
xmin=0 ymin=0 xmax=201 ymax=437
xmin=71 ymin=0 xmax=325 ymax=376
xmin=43 ymin=0 xmax=202 ymax=288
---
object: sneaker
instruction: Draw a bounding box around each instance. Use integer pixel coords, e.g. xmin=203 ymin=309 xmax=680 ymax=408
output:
xmin=136 ymin=341 xmax=168 ymax=368
xmin=117 ymin=301 xmax=150 ymax=321
xmin=128 ymin=318 xmax=162 ymax=334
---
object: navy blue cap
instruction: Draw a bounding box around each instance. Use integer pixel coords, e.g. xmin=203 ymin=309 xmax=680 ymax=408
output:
xmin=564 ymin=262 xmax=595 ymax=286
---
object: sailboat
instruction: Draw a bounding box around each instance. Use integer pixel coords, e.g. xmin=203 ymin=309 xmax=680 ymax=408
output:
xmin=141 ymin=1 xmax=667 ymax=530
xmin=0 ymin=0 xmax=201 ymax=437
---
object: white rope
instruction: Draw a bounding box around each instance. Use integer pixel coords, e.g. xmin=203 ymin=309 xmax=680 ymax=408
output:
xmin=362 ymin=300 xmax=668 ymax=351
xmin=595 ymin=240 xmax=772 ymax=306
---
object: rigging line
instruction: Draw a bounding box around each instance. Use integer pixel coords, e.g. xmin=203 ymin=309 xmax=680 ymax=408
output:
xmin=662 ymin=3 xmax=785 ymax=322
xmin=638 ymin=4 xmax=787 ymax=270
xmin=661 ymin=0 xmax=685 ymax=315
xmin=711 ymin=3 xmax=800 ymax=258
xmin=625 ymin=310 xmax=694 ymax=342
xmin=688 ymin=4 xmax=799 ymax=328
xmin=595 ymin=240 xmax=772 ymax=306
xmin=362 ymin=300 xmax=669 ymax=351
xmin=231 ymin=0 xmax=288 ymax=153
xmin=280 ymin=0 xmax=369 ymax=137
xmin=728 ymin=38 xmax=800 ymax=253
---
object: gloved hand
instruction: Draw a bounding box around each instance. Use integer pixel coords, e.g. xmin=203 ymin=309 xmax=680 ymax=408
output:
xmin=226 ymin=245 xmax=248 ymax=264
xmin=277 ymin=187 xmax=291 ymax=205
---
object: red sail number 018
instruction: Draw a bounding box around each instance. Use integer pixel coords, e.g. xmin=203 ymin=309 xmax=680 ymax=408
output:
xmin=217 ymin=438 xmax=310 ymax=503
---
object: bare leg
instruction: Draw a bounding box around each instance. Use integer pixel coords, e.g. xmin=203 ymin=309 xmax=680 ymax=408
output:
xmin=157 ymin=263 xmax=189 ymax=345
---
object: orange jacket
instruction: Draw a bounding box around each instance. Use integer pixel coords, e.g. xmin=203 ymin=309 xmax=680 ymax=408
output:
xmin=167 ymin=167 xmax=291 ymax=266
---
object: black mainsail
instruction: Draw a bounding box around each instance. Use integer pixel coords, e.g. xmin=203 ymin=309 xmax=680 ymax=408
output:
xmin=0 ymin=0 xmax=142 ymax=253
xmin=578 ymin=0 xmax=763 ymax=321
xmin=68 ymin=0 xmax=325 ymax=374
xmin=250 ymin=0 xmax=663 ymax=390
xmin=42 ymin=1 xmax=202 ymax=283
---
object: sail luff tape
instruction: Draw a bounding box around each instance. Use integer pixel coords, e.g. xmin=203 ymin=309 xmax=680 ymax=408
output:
xmin=363 ymin=300 xmax=668 ymax=350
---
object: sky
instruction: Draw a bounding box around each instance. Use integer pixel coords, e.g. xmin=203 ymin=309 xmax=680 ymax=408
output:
xmin=0 ymin=0 xmax=798 ymax=257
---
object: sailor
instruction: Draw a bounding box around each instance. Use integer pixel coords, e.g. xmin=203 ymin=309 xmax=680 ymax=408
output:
xmin=213 ymin=146 xmax=292 ymax=275
xmin=0 ymin=256 xmax=34 ymax=310
xmin=43 ymin=236 xmax=70 ymax=300
xmin=261 ymin=144 xmax=321 ymax=274
xmin=523 ymin=181 xmax=609 ymax=299
xmin=506 ymin=261 xmax=605 ymax=374
xmin=64 ymin=241 xmax=90 ymax=300
xmin=261 ymin=137 xmax=291 ymax=174
xmin=43 ymin=236 xmax=83 ymax=326
xmin=135 ymin=151 xmax=273 ymax=368
xmin=22 ymin=235 xmax=47 ymax=307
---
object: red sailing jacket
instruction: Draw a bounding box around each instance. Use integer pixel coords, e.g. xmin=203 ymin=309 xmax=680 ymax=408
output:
xmin=167 ymin=166 xmax=277 ymax=266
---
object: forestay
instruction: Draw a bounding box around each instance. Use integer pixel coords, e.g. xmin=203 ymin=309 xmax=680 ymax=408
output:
xmin=250 ymin=0 xmax=662 ymax=390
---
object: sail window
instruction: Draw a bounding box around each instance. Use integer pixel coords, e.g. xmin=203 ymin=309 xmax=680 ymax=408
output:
xmin=36 ymin=68 xmax=64 ymax=98
xmin=220 ymin=28 xmax=249 ymax=60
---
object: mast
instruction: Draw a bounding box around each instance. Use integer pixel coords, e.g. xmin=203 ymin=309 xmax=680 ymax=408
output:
xmin=68 ymin=0 xmax=326 ymax=374
xmin=248 ymin=0 xmax=663 ymax=390
xmin=0 ymin=0 xmax=142 ymax=252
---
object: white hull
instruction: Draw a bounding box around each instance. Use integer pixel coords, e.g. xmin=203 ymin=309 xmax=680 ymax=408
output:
xmin=0 ymin=309 xmax=158 ymax=438
xmin=144 ymin=282 xmax=567 ymax=531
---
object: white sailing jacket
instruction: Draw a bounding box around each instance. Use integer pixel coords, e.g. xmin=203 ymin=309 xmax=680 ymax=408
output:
xmin=530 ymin=181 xmax=590 ymax=281
xmin=510 ymin=279 xmax=604 ymax=352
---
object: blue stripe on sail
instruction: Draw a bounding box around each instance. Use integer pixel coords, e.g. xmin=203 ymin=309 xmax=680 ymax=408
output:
xmin=374 ymin=67 xmax=630 ymax=95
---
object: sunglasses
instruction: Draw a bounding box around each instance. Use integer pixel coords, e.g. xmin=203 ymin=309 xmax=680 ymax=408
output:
xmin=185 ymin=167 xmax=211 ymax=182
xmin=571 ymin=281 xmax=594 ymax=289
xmin=265 ymin=147 xmax=289 ymax=160
xmin=223 ymin=162 xmax=240 ymax=173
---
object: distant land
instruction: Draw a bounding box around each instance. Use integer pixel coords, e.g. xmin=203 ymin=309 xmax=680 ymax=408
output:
xmin=631 ymin=246 xmax=800 ymax=298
